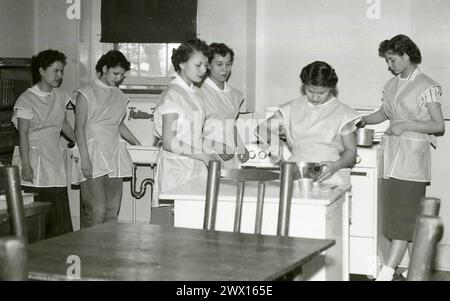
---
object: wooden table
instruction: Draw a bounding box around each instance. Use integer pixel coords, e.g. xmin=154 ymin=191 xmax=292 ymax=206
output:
xmin=27 ymin=222 xmax=335 ymax=281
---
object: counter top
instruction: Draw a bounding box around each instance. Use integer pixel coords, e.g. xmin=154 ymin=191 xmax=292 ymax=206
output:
xmin=160 ymin=177 xmax=351 ymax=206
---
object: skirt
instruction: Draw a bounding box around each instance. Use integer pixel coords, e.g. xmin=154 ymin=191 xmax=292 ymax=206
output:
xmin=382 ymin=177 xmax=427 ymax=241
xmin=23 ymin=186 xmax=73 ymax=239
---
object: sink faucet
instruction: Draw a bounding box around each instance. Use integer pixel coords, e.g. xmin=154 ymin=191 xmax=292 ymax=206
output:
xmin=128 ymin=107 xmax=154 ymax=121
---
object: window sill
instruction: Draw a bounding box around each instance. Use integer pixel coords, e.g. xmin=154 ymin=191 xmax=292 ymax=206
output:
xmin=120 ymin=84 xmax=165 ymax=95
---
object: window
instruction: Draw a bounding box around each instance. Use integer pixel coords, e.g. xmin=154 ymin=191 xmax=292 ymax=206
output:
xmin=116 ymin=43 xmax=180 ymax=78
xmin=113 ymin=43 xmax=180 ymax=85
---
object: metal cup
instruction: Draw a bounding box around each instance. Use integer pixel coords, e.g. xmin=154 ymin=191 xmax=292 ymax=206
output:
xmin=298 ymin=178 xmax=313 ymax=193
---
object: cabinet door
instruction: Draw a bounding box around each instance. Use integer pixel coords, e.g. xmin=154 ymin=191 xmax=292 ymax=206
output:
xmin=350 ymin=168 xmax=376 ymax=237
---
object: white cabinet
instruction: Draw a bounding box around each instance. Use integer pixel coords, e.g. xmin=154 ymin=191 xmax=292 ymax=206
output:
xmin=349 ymin=145 xmax=389 ymax=277
xmin=350 ymin=168 xmax=376 ymax=237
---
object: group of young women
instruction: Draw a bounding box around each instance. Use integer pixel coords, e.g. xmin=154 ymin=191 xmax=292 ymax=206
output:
xmin=153 ymin=39 xmax=248 ymax=195
xmin=12 ymin=50 xmax=141 ymax=236
xmin=11 ymin=34 xmax=444 ymax=281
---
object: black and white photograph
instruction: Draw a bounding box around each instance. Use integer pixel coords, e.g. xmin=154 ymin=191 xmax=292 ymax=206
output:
xmin=0 ymin=0 xmax=449 ymax=285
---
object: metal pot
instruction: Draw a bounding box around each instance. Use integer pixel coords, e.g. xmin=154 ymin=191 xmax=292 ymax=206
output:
xmin=356 ymin=128 xmax=375 ymax=147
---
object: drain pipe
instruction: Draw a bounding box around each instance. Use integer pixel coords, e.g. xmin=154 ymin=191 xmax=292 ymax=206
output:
xmin=131 ymin=164 xmax=154 ymax=200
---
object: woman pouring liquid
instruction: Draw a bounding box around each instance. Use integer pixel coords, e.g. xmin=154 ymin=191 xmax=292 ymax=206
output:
xmin=257 ymin=61 xmax=360 ymax=185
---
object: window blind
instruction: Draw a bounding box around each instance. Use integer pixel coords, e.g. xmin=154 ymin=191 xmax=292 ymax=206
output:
xmin=100 ymin=0 xmax=197 ymax=43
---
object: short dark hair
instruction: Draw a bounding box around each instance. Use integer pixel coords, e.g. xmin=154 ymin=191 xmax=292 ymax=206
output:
xmin=171 ymin=38 xmax=210 ymax=72
xmin=378 ymin=34 xmax=422 ymax=64
xmin=95 ymin=50 xmax=131 ymax=75
xmin=300 ymin=61 xmax=338 ymax=88
xmin=31 ymin=49 xmax=67 ymax=85
xmin=208 ymin=43 xmax=234 ymax=63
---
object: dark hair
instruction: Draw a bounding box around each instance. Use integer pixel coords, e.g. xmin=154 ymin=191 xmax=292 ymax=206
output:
xmin=300 ymin=61 xmax=338 ymax=88
xmin=208 ymin=43 xmax=234 ymax=63
xmin=378 ymin=34 xmax=422 ymax=64
xmin=95 ymin=50 xmax=131 ymax=75
xmin=171 ymin=38 xmax=209 ymax=72
xmin=31 ymin=49 xmax=67 ymax=85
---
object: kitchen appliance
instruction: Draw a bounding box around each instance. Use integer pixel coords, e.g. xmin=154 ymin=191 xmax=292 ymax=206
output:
xmin=240 ymin=106 xmax=293 ymax=168
xmin=356 ymin=128 xmax=375 ymax=147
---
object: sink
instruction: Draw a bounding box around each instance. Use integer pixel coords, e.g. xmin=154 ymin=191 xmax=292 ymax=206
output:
xmin=126 ymin=145 xmax=160 ymax=164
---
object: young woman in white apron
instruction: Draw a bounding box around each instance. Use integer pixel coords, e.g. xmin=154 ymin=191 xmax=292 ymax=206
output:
xmin=359 ymin=35 xmax=445 ymax=281
xmin=200 ymin=43 xmax=249 ymax=168
xmin=72 ymin=50 xmax=141 ymax=228
xmin=257 ymin=61 xmax=360 ymax=186
xmin=153 ymin=39 xmax=221 ymax=200
xmin=12 ymin=49 xmax=75 ymax=238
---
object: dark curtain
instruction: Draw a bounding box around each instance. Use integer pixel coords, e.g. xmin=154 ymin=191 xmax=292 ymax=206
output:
xmin=100 ymin=0 xmax=197 ymax=43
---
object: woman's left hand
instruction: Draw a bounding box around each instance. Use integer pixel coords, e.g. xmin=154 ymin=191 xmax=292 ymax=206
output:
xmin=386 ymin=122 xmax=408 ymax=136
xmin=317 ymin=161 xmax=340 ymax=183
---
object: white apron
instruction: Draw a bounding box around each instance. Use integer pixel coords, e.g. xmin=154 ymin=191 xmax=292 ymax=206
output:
xmin=200 ymin=77 xmax=244 ymax=169
xmin=153 ymin=76 xmax=209 ymax=205
xmin=70 ymin=80 xmax=133 ymax=184
xmin=381 ymin=69 xmax=441 ymax=182
xmin=279 ymin=96 xmax=360 ymax=185
xmin=11 ymin=86 xmax=70 ymax=187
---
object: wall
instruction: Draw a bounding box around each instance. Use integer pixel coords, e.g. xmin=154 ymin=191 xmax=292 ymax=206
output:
xmin=254 ymin=0 xmax=417 ymax=115
xmin=197 ymin=0 xmax=256 ymax=112
xmin=34 ymin=0 xmax=80 ymax=92
xmin=0 ymin=0 xmax=35 ymax=57
xmin=412 ymin=0 xmax=450 ymax=270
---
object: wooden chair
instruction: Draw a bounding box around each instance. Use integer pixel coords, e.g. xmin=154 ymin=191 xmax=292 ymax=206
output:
xmin=407 ymin=215 xmax=444 ymax=281
xmin=0 ymin=166 xmax=27 ymax=242
xmin=418 ymin=197 xmax=440 ymax=217
xmin=203 ymin=161 xmax=297 ymax=236
xmin=0 ymin=236 xmax=27 ymax=280
xmin=406 ymin=197 xmax=443 ymax=281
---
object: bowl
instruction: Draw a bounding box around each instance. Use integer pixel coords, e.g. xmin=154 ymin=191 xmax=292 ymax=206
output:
xmin=295 ymin=161 xmax=324 ymax=181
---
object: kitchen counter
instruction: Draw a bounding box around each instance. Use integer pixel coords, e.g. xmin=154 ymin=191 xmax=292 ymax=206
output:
xmin=160 ymin=177 xmax=351 ymax=281
xmin=160 ymin=177 xmax=351 ymax=207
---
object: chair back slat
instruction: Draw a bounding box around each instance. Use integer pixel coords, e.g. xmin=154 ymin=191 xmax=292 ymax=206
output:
xmin=254 ymin=182 xmax=266 ymax=235
xmin=233 ymin=182 xmax=245 ymax=232
xmin=0 ymin=166 xmax=27 ymax=242
xmin=203 ymin=161 xmax=221 ymax=230
xmin=277 ymin=162 xmax=296 ymax=236
xmin=407 ymin=215 xmax=444 ymax=281
xmin=419 ymin=197 xmax=441 ymax=216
